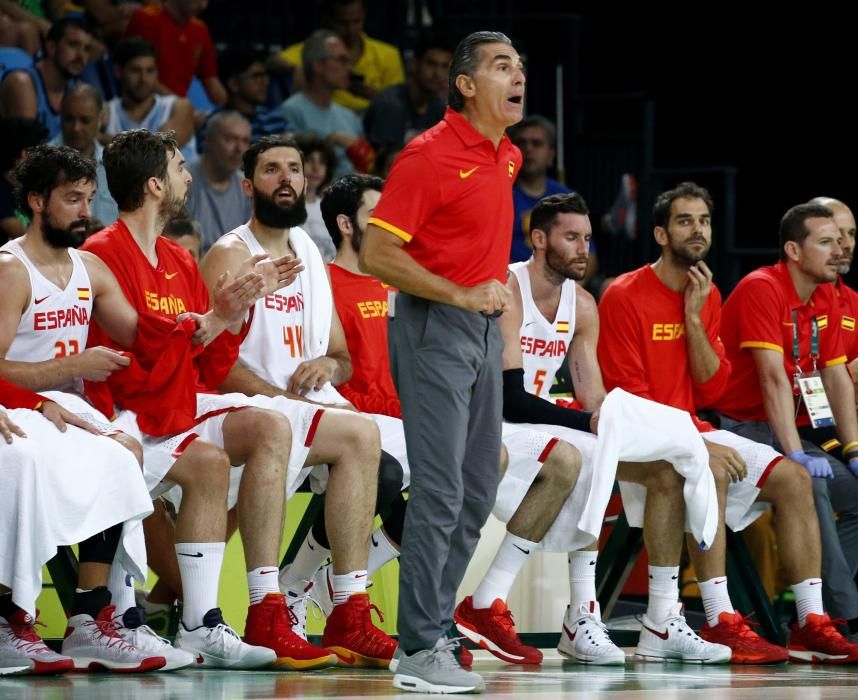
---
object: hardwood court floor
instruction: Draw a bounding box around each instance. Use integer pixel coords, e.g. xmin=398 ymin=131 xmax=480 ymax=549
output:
xmin=2 ymin=650 xmax=857 ymax=699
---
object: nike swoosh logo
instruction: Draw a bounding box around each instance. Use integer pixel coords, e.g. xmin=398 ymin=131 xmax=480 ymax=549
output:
xmin=714 ymin=579 xmax=726 ymax=585
xmin=178 ymin=552 xmax=204 ymax=558
xmin=671 ymin=575 xmax=678 ymax=580
xmin=589 ymin=561 xmax=596 ymax=566
xmin=371 ymin=535 xmax=379 ymax=547
xmin=337 ymin=650 xmax=357 ymax=665
xmin=513 ymin=544 xmax=531 ymax=555
xmin=810 ymin=581 xmax=821 ymax=585
xmin=563 ymin=623 xmax=577 ymax=641
xmin=355 ymin=573 xmax=367 ymax=579
xmin=196 ymin=654 xmax=204 ymax=665
xmin=259 ymin=570 xmax=277 ymax=575
xmin=459 ymin=166 xmax=479 ymax=179
xmin=642 ymin=623 xmax=670 ymax=641
xmin=165 ymin=272 xmax=179 ymax=280
xmin=34 ymin=296 xmax=49 ymax=304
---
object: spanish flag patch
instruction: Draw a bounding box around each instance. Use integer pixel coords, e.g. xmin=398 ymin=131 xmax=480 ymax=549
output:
xmin=816 ymin=314 xmax=828 ymax=330
xmin=556 ymin=321 xmax=570 ymax=333
xmin=77 ymin=287 xmax=91 ymax=301
xmin=508 ymin=160 xmax=515 ymax=177
xmin=843 ymin=316 xmax=855 ymax=331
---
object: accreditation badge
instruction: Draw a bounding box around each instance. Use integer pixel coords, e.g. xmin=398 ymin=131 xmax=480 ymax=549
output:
xmin=388 ymin=288 xmax=397 ymax=318
xmin=796 ymin=372 xmax=836 ymax=428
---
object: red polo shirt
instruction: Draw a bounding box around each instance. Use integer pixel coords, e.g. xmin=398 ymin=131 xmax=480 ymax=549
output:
xmin=368 ymin=108 xmax=521 ymax=287
xmin=834 ymin=276 xmax=858 ymax=362
xmin=125 ymin=6 xmax=217 ymax=97
xmin=715 ymin=261 xmax=847 ymax=425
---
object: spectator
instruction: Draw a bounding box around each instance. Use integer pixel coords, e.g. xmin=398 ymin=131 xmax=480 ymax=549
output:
xmin=279 ymin=29 xmax=368 ymax=179
xmin=163 ymin=216 xmax=203 ymax=262
xmin=0 ymin=17 xmax=92 ymax=139
xmin=124 ymin=0 xmax=226 ymax=105
xmin=0 ymin=115 xmax=46 ymax=242
xmin=49 ymin=83 xmax=118 ymax=226
xmin=0 ymin=0 xmax=48 ymax=55
xmin=186 ymin=110 xmax=252 ymax=254
xmin=213 ymin=46 xmax=292 ymax=144
xmin=508 ymin=115 xmax=571 ymax=261
xmin=363 ymin=31 xmax=452 ymax=150
xmin=277 ymin=0 xmax=403 ymax=114
xmin=295 ymin=133 xmax=336 ymax=260
xmin=104 ymin=38 xmax=196 ymax=162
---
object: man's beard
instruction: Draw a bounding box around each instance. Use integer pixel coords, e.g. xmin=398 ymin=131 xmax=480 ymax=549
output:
xmin=667 ymin=233 xmax=710 ymax=265
xmin=159 ymin=178 xmax=187 ymax=223
xmin=350 ymin=219 xmax=363 ymax=254
xmin=545 ymin=242 xmax=587 ymax=282
xmin=42 ymin=211 xmax=89 ymax=249
xmin=253 ymin=185 xmax=307 ymax=230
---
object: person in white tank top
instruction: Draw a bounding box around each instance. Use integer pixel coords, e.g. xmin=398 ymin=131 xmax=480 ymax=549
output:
xmin=464 ymin=192 xmax=732 ymax=665
xmin=0 ymin=144 xmax=173 ymax=673
xmin=105 ymin=38 xmax=197 ymax=161
xmin=200 ymin=136 xmax=398 ymax=666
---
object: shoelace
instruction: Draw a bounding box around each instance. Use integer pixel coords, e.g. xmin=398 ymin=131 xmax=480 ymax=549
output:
xmin=288 ymin=589 xmax=326 ymax=628
xmin=811 ymin=616 xmax=848 ymax=640
xmin=432 ymin=638 xmax=467 ymax=670
xmin=492 ymin=606 xmax=517 ymax=633
xmin=581 ymin=614 xmax=614 ymax=645
xmin=3 ymin=617 xmax=51 ymax=654
xmin=722 ymin=613 xmax=767 ymax=642
xmin=82 ymin=616 xmax=136 ymax=651
xmin=205 ymin=623 xmax=242 ymax=652
xmin=127 ymin=624 xmax=172 ymax=650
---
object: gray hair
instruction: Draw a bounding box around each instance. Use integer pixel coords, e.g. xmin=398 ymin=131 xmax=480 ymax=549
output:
xmin=303 ymin=29 xmax=340 ymax=83
xmin=61 ymin=82 xmax=103 ymax=112
xmin=448 ymin=30 xmax=512 ymax=112
xmin=205 ymin=109 xmax=250 ymax=142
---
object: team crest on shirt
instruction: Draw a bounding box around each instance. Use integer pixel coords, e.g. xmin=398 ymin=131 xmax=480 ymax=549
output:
xmin=816 ymin=314 xmax=828 ymax=330
xmin=843 ymin=316 xmax=856 ymax=331
xmin=77 ymin=287 xmax=90 ymax=300
xmin=508 ymin=161 xmax=515 ymax=177
xmin=556 ymin=320 xmax=569 ymax=333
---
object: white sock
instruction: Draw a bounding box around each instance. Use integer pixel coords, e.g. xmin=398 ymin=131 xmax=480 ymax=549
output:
xmin=792 ymin=578 xmax=824 ymax=626
xmin=647 ymin=566 xmax=681 ymax=624
xmin=176 ymin=542 xmax=225 ymax=628
xmin=332 ymin=570 xmax=367 ymax=605
xmin=106 ymin=564 xmax=136 ymax=618
xmin=698 ymin=576 xmax=734 ymax=627
xmin=568 ymin=550 xmax=598 ymax=613
xmin=247 ymin=566 xmax=281 ymax=606
xmin=472 ymin=533 xmax=537 ymax=609
xmin=279 ymin=530 xmax=330 ymax=592
xmin=367 ymin=527 xmax=400 ymax=576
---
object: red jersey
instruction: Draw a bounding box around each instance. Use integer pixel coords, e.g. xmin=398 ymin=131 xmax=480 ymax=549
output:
xmin=597 ymin=264 xmax=730 ymax=432
xmin=835 ymin=276 xmax=858 ymax=363
xmin=81 ymin=221 xmax=240 ymax=435
xmin=125 ymin=6 xmax=217 ymax=97
xmin=0 ymin=376 xmax=45 ymax=410
xmin=715 ymin=262 xmax=847 ymax=425
xmin=329 ymin=263 xmax=400 ymax=418
xmin=368 ymin=108 xmax=521 ymax=287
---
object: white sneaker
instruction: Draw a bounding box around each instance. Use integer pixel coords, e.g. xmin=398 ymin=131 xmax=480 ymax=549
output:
xmin=0 ymin=610 xmax=74 ymax=675
xmin=310 ymin=564 xmax=334 ymax=617
xmin=115 ymin=607 xmax=195 ymax=671
xmin=558 ymin=603 xmax=626 ymax=665
xmin=282 ymin=563 xmax=335 ymax=640
xmin=61 ymin=605 xmax=166 ymax=672
xmin=174 ymin=608 xmax=275 ymax=669
xmin=635 ymin=604 xmax=732 ymax=664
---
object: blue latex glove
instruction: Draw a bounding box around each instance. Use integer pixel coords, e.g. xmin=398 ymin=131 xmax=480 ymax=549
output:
xmin=848 ymin=457 xmax=858 ymax=478
xmin=787 ymin=450 xmax=834 ymax=479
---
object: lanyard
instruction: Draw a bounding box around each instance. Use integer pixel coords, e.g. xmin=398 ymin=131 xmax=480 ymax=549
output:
xmin=792 ymin=309 xmax=819 ymax=372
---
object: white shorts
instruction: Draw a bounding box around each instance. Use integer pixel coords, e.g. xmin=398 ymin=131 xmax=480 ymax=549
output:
xmin=40 ymin=390 xmax=121 ymax=435
xmin=0 ymin=408 xmax=152 ymax=616
xmin=620 ymin=429 xmax=782 ymax=533
xmin=497 ymin=422 xmax=600 ymax=551
xmin=154 ymin=393 xmax=325 ymax=510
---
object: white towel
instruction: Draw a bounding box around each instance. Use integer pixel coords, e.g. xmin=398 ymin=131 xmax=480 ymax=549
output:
xmin=288 ymin=225 xmax=332 ymax=360
xmin=578 ymin=389 xmax=718 ymax=550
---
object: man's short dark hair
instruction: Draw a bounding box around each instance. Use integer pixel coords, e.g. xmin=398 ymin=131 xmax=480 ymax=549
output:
xmin=321 ymin=173 xmax=383 ymax=249
xmin=530 ymin=192 xmax=588 ymax=236
xmin=164 ymin=217 xmax=202 ymax=239
xmin=652 ymin=182 xmax=714 ymax=229
xmin=448 ymin=31 xmax=512 ymax=112
xmin=103 ymin=129 xmax=179 ymax=212
xmin=219 ymin=46 xmax=269 ymax=84
xmin=779 ymin=203 xmax=834 ymax=262
xmin=112 ymin=37 xmax=158 ymax=67
xmin=46 ymin=17 xmax=90 ymax=44
xmin=414 ymin=30 xmax=455 ymax=60
xmin=242 ymin=135 xmax=304 ymax=179
xmin=0 ymin=117 xmax=48 ymax=173
xmin=508 ymin=114 xmax=557 ymax=148
xmin=13 ymin=144 xmax=96 ymax=217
